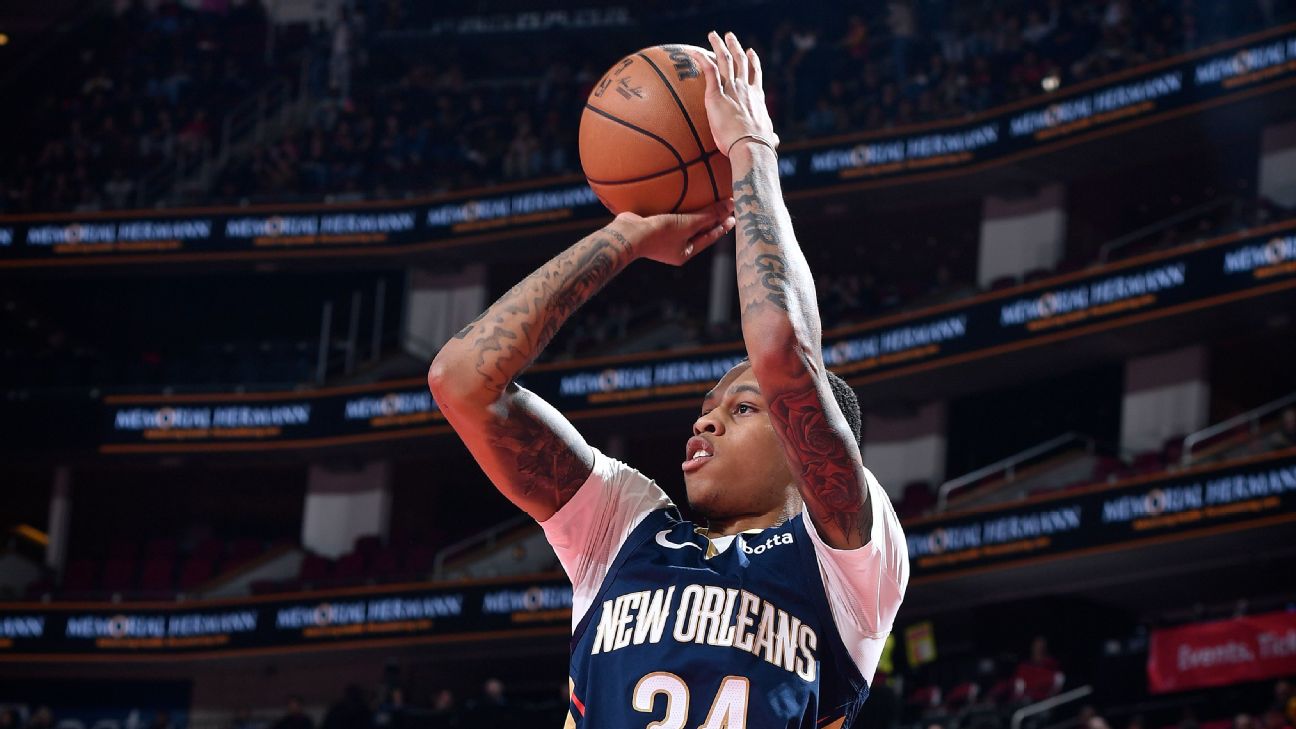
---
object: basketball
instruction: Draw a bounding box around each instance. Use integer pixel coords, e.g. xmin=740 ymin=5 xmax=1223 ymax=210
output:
xmin=579 ymin=44 xmax=732 ymax=216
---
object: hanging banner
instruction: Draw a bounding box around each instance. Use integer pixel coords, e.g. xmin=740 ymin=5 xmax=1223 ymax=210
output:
xmin=2 ymin=25 xmax=1295 ymax=268
xmin=1148 ymin=610 xmax=1296 ymax=693
xmin=94 ymin=223 xmax=1296 ymax=453
xmin=0 ymin=577 xmax=571 ymax=660
xmin=902 ymin=451 xmax=1296 ymax=579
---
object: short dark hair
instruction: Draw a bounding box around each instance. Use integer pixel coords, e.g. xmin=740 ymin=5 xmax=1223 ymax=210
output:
xmin=825 ymin=370 xmax=862 ymax=448
xmin=735 ymin=359 xmax=862 ymax=447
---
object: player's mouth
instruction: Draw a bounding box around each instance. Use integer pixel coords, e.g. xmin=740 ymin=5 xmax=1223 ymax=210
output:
xmin=682 ymin=435 xmax=714 ymax=473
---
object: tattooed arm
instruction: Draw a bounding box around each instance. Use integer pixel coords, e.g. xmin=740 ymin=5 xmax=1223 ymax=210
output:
xmin=697 ymin=32 xmax=871 ymax=549
xmin=428 ymin=204 xmax=734 ymax=521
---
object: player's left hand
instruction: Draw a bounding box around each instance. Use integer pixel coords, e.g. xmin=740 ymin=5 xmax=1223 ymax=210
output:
xmin=615 ymin=198 xmax=735 ymax=266
xmin=692 ymin=31 xmax=780 ymax=158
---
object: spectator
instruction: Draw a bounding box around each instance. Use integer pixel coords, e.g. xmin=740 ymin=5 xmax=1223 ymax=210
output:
xmin=375 ymin=687 xmax=408 ymax=729
xmin=427 ymin=689 xmax=457 ymax=729
xmin=321 ymin=685 xmax=372 ymax=729
xmin=270 ymin=696 xmax=314 ymax=729
xmin=1014 ymin=635 xmax=1063 ymax=701
xmin=465 ymin=678 xmax=512 ymax=726
xmin=1278 ymin=679 xmax=1296 ymax=726
xmin=25 ymin=708 xmax=54 ymax=729
xmin=1263 ymin=709 xmax=1294 ymax=729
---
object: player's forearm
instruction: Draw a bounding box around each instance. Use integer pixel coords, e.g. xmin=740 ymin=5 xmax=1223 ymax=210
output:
xmin=730 ymin=143 xmax=823 ymax=372
xmin=731 ymin=143 xmax=872 ymax=547
xmin=430 ymin=224 xmax=635 ymax=404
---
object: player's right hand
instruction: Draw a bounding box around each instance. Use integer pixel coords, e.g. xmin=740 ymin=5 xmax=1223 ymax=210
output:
xmin=615 ymin=198 xmax=735 ymax=266
xmin=693 ymin=31 xmax=780 ymax=157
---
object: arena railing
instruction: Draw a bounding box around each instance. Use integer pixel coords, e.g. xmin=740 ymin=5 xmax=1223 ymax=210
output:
xmin=1180 ymin=389 xmax=1296 ymax=467
xmin=1011 ymin=685 xmax=1094 ymax=729
xmin=936 ymin=432 xmax=1096 ymax=513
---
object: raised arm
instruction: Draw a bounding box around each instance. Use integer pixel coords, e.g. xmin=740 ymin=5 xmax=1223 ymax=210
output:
xmin=428 ymin=205 xmax=734 ymax=521
xmin=695 ymin=32 xmax=871 ymax=549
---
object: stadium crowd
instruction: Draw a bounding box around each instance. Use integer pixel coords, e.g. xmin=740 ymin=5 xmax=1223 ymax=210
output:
xmin=1 ymin=0 xmax=1290 ymax=213
xmin=3 ymin=661 xmax=1293 ymax=729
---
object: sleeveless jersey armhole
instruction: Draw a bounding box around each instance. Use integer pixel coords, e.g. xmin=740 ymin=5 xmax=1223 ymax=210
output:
xmin=789 ymin=515 xmax=871 ymax=724
xmin=569 ymin=507 xmax=679 ymax=652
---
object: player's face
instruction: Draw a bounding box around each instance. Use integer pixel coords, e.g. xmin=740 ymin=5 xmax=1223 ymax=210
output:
xmin=683 ymin=362 xmax=796 ymax=521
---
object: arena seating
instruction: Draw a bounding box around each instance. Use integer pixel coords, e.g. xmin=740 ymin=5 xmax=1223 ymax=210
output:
xmin=3 ymin=0 xmax=1288 ymax=214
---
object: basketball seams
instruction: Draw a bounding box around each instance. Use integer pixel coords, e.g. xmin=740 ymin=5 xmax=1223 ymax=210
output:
xmin=636 ymin=50 xmax=722 ymax=204
xmin=585 ymin=150 xmax=722 ymax=186
xmin=582 ymin=103 xmax=689 ymax=213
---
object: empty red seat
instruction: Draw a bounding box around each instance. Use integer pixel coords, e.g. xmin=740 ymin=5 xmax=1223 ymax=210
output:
xmin=106 ymin=538 xmax=138 ymax=561
xmin=945 ymin=681 xmax=980 ymax=709
xmin=331 ymin=552 xmax=367 ymax=584
xmin=63 ymin=559 xmax=97 ymax=592
xmin=102 ymin=558 xmax=136 ymax=592
xmin=192 ymin=536 xmax=224 ymax=561
xmin=139 ymin=557 xmax=175 ymax=591
xmin=1132 ymin=450 xmax=1163 ymax=474
xmin=178 ymin=557 xmax=215 ymax=590
xmin=226 ymin=537 xmax=263 ymax=567
xmin=906 ymin=685 xmax=942 ymax=709
xmin=299 ymin=553 xmax=332 ymax=583
xmin=145 ymin=537 xmax=178 ymax=559
xmin=371 ymin=548 xmax=401 ymax=579
xmin=899 ymin=480 xmax=936 ymax=518
xmin=404 ymin=544 xmax=436 ymax=576
xmin=354 ymin=535 xmax=382 ymax=558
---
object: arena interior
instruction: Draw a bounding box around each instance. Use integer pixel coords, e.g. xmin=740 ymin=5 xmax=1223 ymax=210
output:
xmin=2 ymin=1 xmax=1296 ymax=728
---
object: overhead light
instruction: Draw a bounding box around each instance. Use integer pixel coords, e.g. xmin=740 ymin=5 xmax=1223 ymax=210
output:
xmin=1041 ymin=74 xmax=1060 ymax=92
xmin=0 ymin=33 xmax=10 ymax=46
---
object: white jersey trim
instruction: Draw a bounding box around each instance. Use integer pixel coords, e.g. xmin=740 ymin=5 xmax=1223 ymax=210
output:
xmin=538 ymin=447 xmax=672 ymax=629
xmin=801 ymin=466 xmax=910 ymax=678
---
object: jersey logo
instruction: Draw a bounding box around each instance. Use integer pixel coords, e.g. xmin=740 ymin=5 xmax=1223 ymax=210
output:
xmin=655 ymin=529 xmax=703 ymax=551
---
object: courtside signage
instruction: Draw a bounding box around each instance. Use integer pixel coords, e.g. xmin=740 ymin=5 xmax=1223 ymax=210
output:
xmin=1148 ymin=610 xmax=1296 ymax=693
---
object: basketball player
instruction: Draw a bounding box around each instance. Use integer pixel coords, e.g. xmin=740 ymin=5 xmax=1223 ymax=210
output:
xmin=428 ymin=31 xmax=908 ymax=729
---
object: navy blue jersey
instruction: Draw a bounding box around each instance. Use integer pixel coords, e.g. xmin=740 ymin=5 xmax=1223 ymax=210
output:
xmin=565 ymin=507 xmax=869 ymax=729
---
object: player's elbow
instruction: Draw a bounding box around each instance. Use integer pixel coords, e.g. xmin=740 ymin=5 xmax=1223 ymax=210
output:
xmin=747 ymin=335 xmax=822 ymax=385
xmin=427 ymin=348 xmax=478 ymax=405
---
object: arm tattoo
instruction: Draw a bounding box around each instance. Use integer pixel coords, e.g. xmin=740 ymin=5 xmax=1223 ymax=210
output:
xmin=753 ymin=252 xmax=790 ymax=312
xmin=767 ymin=384 xmax=870 ymax=542
xmin=458 ymin=227 xmax=633 ymax=394
xmin=488 ymin=393 xmax=590 ymax=512
xmin=732 ymin=161 xmax=871 ymax=545
xmin=733 ymin=170 xmax=790 ymax=315
xmin=438 ymin=227 xmax=632 ymax=514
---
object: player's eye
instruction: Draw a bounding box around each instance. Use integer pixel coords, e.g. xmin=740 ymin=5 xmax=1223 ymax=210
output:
xmin=734 ymin=402 xmax=755 ymax=415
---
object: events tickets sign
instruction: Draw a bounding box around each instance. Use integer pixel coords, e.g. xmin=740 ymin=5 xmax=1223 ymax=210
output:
xmin=1148 ymin=610 xmax=1296 ymax=693
xmin=2 ymin=25 xmax=1295 ymax=268
xmin=904 ymin=451 xmax=1296 ymax=580
xmin=96 ymin=223 xmax=1296 ymax=453
xmin=0 ymin=577 xmax=572 ymax=660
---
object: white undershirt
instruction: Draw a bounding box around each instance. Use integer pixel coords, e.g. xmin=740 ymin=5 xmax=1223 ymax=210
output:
xmin=539 ymin=448 xmax=910 ymax=680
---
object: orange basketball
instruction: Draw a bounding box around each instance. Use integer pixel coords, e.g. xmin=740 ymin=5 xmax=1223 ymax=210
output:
xmin=579 ymin=44 xmax=732 ymax=216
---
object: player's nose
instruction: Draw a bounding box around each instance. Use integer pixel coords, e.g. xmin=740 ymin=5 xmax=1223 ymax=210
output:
xmin=691 ymin=411 xmax=724 ymax=437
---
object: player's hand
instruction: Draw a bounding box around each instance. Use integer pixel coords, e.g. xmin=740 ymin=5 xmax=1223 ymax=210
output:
xmin=615 ymin=198 xmax=735 ymax=266
xmin=692 ymin=31 xmax=779 ymax=158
